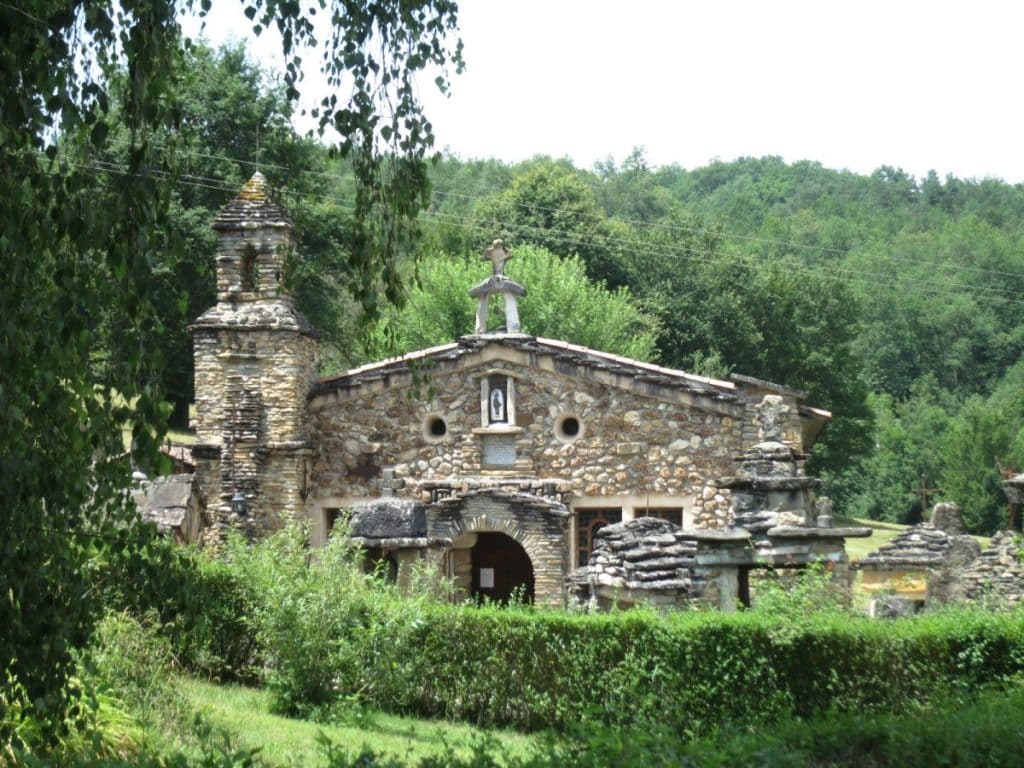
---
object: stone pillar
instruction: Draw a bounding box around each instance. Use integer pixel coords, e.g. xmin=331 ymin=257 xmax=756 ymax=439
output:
xmin=190 ymin=173 xmax=318 ymax=541
xmin=931 ymin=501 xmax=966 ymax=535
xmin=717 ymin=567 xmax=739 ymax=612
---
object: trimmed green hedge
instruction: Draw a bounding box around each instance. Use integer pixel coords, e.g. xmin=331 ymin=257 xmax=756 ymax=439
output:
xmin=93 ymin=529 xmax=1024 ymax=738
xmin=233 ymin=534 xmax=1024 ymax=733
xmin=322 ymin=603 xmax=1024 ymax=735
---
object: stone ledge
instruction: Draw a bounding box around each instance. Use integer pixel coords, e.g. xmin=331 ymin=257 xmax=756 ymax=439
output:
xmin=852 ymin=561 xmax=943 ymax=571
xmin=471 ymin=426 xmax=524 ymax=436
xmin=350 ymin=536 xmax=452 ymax=548
xmin=678 ymin=528 xmax=752 ymax=544
xmin=767 ymin=525 xmax=873 ymax=539
xmin=720 ymin=477 xmax=821 ymax=490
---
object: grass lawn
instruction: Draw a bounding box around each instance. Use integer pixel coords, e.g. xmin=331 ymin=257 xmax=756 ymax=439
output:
xmin=838 ymin=515 xmax=908 ymax=562
xmin=838 ymin=515 xmax=992 ymax=563
xmin=159 ymin=677 xmax=541 ymax=767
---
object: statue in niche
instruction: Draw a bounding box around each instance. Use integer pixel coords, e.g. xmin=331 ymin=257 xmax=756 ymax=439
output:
xmin=489 ymin=387 xmax=506 ymax=423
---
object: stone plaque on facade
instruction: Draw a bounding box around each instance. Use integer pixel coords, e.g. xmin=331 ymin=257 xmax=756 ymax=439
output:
xmin=482 ymin=434 xmax=516 ymax=466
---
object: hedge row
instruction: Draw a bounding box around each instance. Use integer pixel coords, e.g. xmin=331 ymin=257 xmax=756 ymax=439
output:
xmin=94 ymin=529 xmax=1024 ymax=738
xmin=313 ymin=684 xmax=1024 ymax=768
xmin=299 ymin=602 xmax=1024 ymax=735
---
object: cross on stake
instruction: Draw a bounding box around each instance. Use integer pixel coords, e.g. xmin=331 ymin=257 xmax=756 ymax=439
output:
xmin=916 ymin=474 xmax=938 ymax=520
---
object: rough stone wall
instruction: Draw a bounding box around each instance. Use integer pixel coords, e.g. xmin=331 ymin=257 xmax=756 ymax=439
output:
xmin=308 ymin=362 xmax=742 ymax=511
xmin=691 ymin=484 xmax=734 ymax=529
xmin=428 ymin=490 xmax=570 ymax=605
xmin=193 ymin=321 xmax=318 ymax=541
xmin=962 ymin=532 xmax=1024 ymax=606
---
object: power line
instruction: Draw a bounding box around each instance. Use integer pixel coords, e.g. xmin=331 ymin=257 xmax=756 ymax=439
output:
xmin=98 ymin=136 xmax=1024 ymax=285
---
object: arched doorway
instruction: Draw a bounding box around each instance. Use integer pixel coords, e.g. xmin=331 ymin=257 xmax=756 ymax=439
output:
xmin=470 ymin=532 xmax=535 ymax=603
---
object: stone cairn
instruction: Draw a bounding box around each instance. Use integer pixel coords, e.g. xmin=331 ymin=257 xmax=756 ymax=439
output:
xmin=569 ymin=517 xmax=703 ymax=608
xmin=720 ymin=396 xmax=821 ymax=541
xmin=857 ymin=523 xmax=976 ymax=571
xmin=856 ymin=502 xmax=980 ymax=613
xmin=961 ymin=532 xmax=1024 ymax=606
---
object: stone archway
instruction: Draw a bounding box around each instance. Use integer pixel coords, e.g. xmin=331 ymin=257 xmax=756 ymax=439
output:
xmin=429 ymin=488 xmax=570 ymax=605
xmin=470 ymin=532 xmax=535 ymax=603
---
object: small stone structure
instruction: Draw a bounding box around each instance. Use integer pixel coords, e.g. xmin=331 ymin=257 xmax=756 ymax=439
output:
xmin=185 ymin=173 xmax=865 ymax=609
xmin=722 ymin=438 xmax=820 ymax=535
xmin=570 ymin=518 xmax=703 ymax=609
xmin=856 ymin=503 xmax=980 ymax=616
xmin=337 ymin=496 xmax=452 ymax=589
xmin=960 ymin=532 xmax=1024 ymax=606
xmin=133 ymin=474 xmax=204 ymax=544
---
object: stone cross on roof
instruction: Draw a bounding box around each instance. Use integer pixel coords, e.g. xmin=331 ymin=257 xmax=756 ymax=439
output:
xmin=469 ymin=238 xmax=526 ymax=335
xmin=484 ymin=239 xmax=512 ymax=276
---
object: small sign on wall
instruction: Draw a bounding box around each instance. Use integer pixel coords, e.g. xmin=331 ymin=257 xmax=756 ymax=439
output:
xmin=479 ymin=568 xmax=495 ymax=588
xmin=482 ymin=434 xmax=516 ymax=466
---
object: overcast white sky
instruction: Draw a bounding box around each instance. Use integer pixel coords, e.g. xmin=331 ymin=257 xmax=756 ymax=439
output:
xmin=184 ymin=0 xmax=1024 ymax=183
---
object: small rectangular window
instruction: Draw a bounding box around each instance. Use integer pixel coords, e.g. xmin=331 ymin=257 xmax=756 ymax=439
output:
xmin=576 ymin=508 xmax=622 ymax=566
xmin=637 ymin=508 xmax=684 ymax=527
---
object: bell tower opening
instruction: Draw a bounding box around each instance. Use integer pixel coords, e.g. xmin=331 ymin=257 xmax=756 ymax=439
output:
xmin=240 ymin=244 xmax=258 ymax=292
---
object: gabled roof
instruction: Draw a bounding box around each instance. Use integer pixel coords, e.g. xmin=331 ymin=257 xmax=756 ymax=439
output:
xmin=311 ymin=332 xmax=740 ymax=406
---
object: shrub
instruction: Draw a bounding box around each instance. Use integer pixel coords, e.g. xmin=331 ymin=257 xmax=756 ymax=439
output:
xmin=87 ymin=522 xmax=1024 ymax=742
xmin=88 ymin=534 xmax=259 ymax=681
xmin=201 ymin=525 xmax=1024 ymax=737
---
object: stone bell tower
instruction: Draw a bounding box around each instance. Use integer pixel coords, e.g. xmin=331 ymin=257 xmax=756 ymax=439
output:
xmin=190 ymin=172 xmax=318 ymax=541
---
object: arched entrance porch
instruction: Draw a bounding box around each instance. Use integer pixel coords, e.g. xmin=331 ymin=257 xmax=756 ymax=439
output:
xmin=429 ymin=487 xmax=570 ymax=605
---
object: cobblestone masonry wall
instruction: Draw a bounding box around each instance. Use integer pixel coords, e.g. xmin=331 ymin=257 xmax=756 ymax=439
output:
xmin=193 ymin=321 xmax=317 ymax=540
xmin=308 ymin=361 xmax=743 ymax=520
xmin=429 ymin=491 xmax=570 ymax=605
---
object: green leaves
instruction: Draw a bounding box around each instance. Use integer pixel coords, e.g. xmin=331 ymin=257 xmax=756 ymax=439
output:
xmin=363 ymin=245 xmax=658 ymax=366
xmin=0 ymin=0 xmax=463 ymax=746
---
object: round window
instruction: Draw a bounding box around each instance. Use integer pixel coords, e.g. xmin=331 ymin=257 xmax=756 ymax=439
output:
xmin=423 ymin=413 xmax=449 ymax=442
xmin=555 ymin=414 xmax=583 ymax=443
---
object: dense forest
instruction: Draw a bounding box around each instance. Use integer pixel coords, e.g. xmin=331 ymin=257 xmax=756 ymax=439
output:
xmin=107 ymin=45 xmax=1024 ymax=535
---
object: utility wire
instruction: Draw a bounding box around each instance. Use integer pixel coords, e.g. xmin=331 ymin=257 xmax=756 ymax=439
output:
xmin=98 ymin=136 xmax=1024 ymax=285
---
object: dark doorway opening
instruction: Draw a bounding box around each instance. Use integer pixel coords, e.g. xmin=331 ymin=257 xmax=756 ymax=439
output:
xmin=470 ymin=532 xmax=535 ymax=604
xmin=363 ymin=548 xmax=398 ymax=583
xmin=738 ymin=566 xmax=752 ymax=608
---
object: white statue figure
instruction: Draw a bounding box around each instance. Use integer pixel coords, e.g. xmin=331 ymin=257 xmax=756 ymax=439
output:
xmin=489 ymin=387 xmax=506 ymax=423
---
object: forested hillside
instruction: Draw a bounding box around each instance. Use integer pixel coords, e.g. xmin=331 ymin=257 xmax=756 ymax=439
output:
xmin=86 ymin=45 xmax=1024 ymax=534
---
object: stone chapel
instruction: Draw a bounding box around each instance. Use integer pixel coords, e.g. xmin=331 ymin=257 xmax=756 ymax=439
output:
xmin=188 ymin=173 xmax=870 ymax=609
